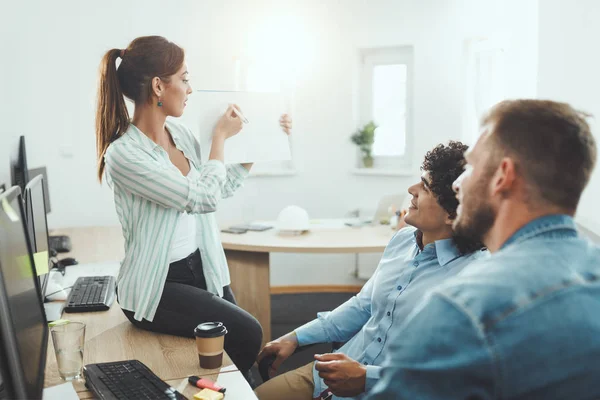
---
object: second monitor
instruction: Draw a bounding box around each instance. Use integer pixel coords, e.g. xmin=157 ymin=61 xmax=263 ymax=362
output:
xmin=24 ymin=175 xmax=63 ymax=322
xmin=24 ymin=175 xmax=116 ymax=315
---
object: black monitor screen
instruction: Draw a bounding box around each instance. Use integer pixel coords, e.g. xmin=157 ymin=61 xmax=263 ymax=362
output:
xmin=11 ymin=136 xmax=29 ymax=193
xmin=0 ymin=187 xmax=48 ymax=399
xmin=24 ymin=175 xmax=50 ymax=296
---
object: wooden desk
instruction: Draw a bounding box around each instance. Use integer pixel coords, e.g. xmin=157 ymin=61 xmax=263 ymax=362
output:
xmin=42 ymin=303 xmax=249 ymax=398
xmin=222 ymin=225 xmax=394 ymax=344
xmin=45 ymin=228 xmax=258 ymax=399
xmin=52 ymin=225 xmax=394 ymax=345
xmin=44 ymin=304 xmax=236 ymax=387
xmin=51 ymin=227 xmax=124 ymax=264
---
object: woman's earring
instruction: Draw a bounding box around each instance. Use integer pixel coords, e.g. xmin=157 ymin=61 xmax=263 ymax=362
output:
xmin=157 ymin=99 xmax=163 ymax=107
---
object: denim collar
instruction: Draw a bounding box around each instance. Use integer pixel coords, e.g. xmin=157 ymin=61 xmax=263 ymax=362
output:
xmin=413 ymin=230 xmax=461 ymax=266
xmin=500 ymin=214 xmax=578 ymax=250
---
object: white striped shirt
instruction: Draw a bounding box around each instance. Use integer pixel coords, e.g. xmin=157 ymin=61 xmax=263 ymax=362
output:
xmin=104 ymin=120 xmax=248 ymax=322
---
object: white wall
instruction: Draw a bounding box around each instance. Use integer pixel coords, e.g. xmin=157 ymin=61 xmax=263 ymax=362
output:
xmin=2 ymin=0 xmax=539 ymax=285
xmin=537 ymin=0 xmax=600 ymax=234
xmin=0 ymin=2 xmax=24 ymax=190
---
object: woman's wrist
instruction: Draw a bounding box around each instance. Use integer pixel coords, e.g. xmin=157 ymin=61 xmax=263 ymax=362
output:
xmin=213 ymin=130 xmax=227 ymax=141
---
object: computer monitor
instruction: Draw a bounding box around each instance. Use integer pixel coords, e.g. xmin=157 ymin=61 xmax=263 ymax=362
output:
xmin=10 ymin=136 xmax=29 ymax=194
xmin=24 ymin=175 xmax=51 ymax=298
xmin=370 ymin=193 xmax=408 ymax=226
xmin=0 ymin=186 xmax=48 ymax=400
xmin=27 ymin=167 xmax=51 ymax=214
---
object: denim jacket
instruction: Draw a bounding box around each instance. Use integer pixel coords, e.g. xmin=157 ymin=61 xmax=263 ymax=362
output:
xmin=367 ymin=215 xmax=600 ymax=400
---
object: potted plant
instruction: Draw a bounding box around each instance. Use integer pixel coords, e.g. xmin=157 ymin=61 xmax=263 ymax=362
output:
xmin=351 ymin=121 xmax=377 ymax=168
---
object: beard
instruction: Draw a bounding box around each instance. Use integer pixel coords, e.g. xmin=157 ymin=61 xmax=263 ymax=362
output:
xmin=453 ymin=173 xmax=497 ymax=245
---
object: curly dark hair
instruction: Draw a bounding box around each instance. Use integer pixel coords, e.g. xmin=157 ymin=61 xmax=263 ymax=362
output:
xmin=421 ymin=141 xmax=486 ymax=255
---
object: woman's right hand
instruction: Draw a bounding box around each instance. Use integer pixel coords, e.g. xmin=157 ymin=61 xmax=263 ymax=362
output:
xmin=213 ymin=104 xmax=244 ymax=140
xmin=256 ymin=331 xmax=299 ymax=379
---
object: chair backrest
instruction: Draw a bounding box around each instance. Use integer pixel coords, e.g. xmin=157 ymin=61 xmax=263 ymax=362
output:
xmin=258 ymin=342 xmax=346 ymax=383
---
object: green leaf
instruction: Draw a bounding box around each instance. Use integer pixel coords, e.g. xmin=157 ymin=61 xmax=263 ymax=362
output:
xmin=350 ymin=121 xmax=377 ymax=154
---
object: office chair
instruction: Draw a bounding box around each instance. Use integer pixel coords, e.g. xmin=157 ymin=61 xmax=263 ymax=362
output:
xmin=258 ymin=342 xmax=345 ymax=383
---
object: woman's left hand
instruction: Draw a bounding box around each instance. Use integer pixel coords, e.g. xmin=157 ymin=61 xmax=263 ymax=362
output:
xmin=279 ymin=114 xmax=292 ymax=135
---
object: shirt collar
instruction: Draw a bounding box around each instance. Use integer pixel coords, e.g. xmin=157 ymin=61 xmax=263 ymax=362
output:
xmin=126 ymin=120 xmax=183 ymax=153
xmin=413 ymin=230 xmax=462 ymax=267
xmin=501 ymin=214 xmax=577 ymax=250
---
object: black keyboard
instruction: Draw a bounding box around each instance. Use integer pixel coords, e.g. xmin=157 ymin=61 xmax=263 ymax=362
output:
xmin=64 ymin=276 xmax=116 ymax=313
xmin=83 ymin=360 xmax=185 ymax=400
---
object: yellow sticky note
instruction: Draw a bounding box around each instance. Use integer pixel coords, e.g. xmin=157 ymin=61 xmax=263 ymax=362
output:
xmin=193 ymin=389 xmax=224 ymax=400
xmin=33 ymin=251 xmax=49 ymax=275
xmin=16 ymin=254 xmax=34 ymax=278
xmin=1 ymin=198 xmax=19 ymax=222
xmin=16 ymin=251 xmax=48 ymax=277
xmin=48 ymin=319 xmax=70 ymax=327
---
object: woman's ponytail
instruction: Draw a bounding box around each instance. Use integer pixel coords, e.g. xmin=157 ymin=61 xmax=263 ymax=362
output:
xmin=95 ymin=48 xmax=130 ymax=182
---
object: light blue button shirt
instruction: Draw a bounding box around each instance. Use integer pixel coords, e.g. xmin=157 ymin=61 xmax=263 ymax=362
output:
xmin=294 ymin=226 xmax=488 ymax=399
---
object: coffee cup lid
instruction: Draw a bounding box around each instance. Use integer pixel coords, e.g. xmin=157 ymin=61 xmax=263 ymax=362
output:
xmin=194 ymin=322 xmax=227 ymax=338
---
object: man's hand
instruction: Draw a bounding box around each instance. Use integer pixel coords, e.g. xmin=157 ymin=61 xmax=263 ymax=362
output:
xmin=256 ymin=332 xmax=299 ymax=379
xmin=314 ymin=353 xmax=367 ymax=397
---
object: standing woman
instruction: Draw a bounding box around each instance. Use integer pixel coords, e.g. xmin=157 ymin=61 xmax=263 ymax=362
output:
xmin=95 ymin=36 xmax=291 ymax=384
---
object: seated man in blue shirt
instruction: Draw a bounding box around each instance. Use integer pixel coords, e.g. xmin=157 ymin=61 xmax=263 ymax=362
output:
xmin=254 ymin=141 xmax=487 ymax=400
xmin=366 ymin=99 xmax=600 ymax=400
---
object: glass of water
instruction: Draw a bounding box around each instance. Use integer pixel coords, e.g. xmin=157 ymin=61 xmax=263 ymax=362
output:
xmin=50 ymin=321 xmax=86 ymax=381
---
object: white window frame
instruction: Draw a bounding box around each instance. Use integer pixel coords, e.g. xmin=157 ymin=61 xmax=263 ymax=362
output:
xmin=358 ymin=46 xmax=414 ymax=172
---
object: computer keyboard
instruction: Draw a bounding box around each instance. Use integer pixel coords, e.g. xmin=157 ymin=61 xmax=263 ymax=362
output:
xmin=83 ymin=360 xmax=185 ymax=400
xmin=64 ymin=276 xmax=116 ymax=313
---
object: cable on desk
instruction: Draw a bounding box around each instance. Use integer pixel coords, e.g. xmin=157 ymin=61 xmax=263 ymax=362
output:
xmin=45 ymin=286 xmax=73 ymax=300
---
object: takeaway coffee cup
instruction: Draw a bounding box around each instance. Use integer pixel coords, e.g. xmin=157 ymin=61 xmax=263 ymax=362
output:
xmin=194 ymin=322 xmax=228 ymax=369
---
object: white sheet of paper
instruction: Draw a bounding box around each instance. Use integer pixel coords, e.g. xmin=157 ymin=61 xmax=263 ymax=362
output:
xmin=42 ymin=382 xmax=79 ymax=400
xmin=216 ymin=370 xmax=258 ymax=399
xmin=178 ymin=91 xmax=291 ymax=164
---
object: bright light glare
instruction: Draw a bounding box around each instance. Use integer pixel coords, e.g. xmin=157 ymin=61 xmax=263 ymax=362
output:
xmin=245 ymin=14 xmax=315 ymax=91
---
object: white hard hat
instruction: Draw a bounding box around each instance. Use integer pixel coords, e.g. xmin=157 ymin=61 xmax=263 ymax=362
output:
xmin=276 ymin=205 xmax=310 ymax=234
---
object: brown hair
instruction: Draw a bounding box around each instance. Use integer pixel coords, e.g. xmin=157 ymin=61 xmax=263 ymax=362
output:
xmin=95 ymin=36 xmax=185 ymax=182
xmin=483 ymin=99 xmax=597 ymax=211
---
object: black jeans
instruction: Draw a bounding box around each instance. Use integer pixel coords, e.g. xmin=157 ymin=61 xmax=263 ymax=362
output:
xmin=120 ymin=249 xmax=263 ymax=380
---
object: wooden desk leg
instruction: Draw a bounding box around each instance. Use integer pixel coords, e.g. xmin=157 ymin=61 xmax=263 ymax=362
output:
xmin=225 ymin=250 xmax=271 ymax=346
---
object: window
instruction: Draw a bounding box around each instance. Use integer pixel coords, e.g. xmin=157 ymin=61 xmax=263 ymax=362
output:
xmin=463 ymin=38 xmax=506 ymax=145
xmin=359 ymin=46 xmax=414 ymax=170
